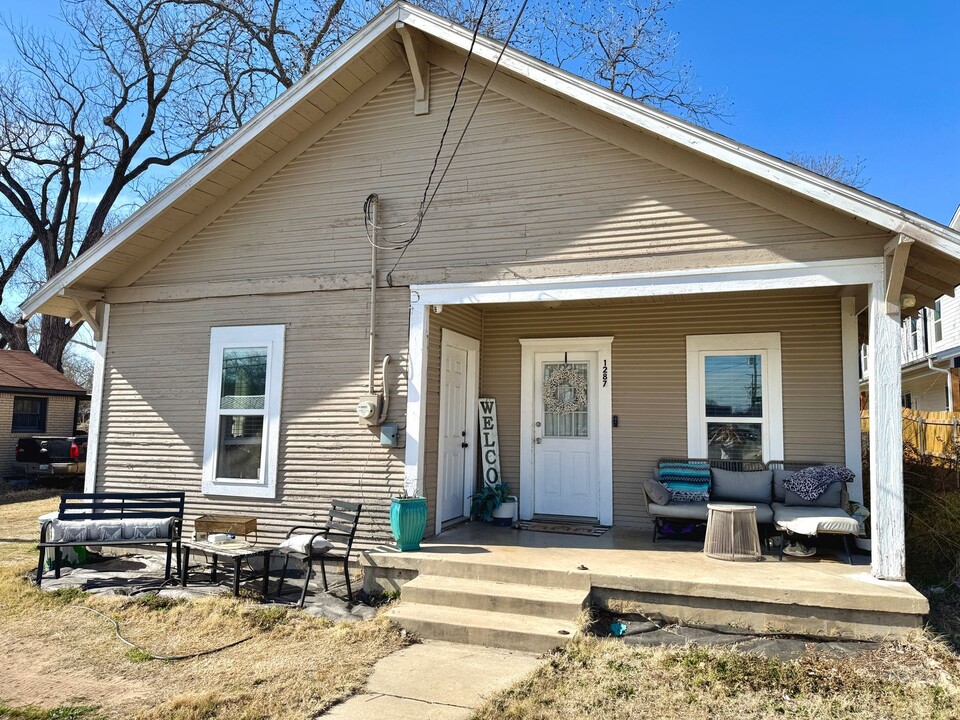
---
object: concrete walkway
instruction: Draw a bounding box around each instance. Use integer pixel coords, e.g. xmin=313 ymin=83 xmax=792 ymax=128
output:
xmin=323 ymin=641 xmax=541 ymax=719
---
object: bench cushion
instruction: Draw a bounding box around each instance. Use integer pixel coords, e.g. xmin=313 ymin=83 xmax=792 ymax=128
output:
xmin=42 ymin=515 xmax=173 ymax=543
xmin=710 ymin=468 xmax=773 ymax=504
xmin=783 ymin=484 xmax=843 ymax=508
xmin=772 ymin=503 xmax=859 ymax=536
xmin=647 ymin=502 xmax=709 ymax=521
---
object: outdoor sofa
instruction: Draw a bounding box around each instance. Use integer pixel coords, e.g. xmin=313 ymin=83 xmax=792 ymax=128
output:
xmin=643 ymin=458 xmax=860 ymax=561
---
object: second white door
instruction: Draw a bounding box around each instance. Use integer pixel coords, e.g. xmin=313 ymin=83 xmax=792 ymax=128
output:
xmin=438 ymin=330 xmax=479 ymax=525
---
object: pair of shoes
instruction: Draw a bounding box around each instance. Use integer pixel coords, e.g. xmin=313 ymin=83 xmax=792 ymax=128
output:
xmin=783 ymin=541 xmax=816 ymax=558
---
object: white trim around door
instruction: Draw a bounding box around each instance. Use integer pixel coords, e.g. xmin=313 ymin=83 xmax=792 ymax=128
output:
xmin=436 ymin=329 xmax=480 ymax=535
xmin=520 ymin=337 xmax=613 ymax=526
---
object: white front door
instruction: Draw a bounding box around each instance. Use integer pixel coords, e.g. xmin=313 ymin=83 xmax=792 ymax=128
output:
xmin=438 ymin=330 xmax=479 ymax=526
xmin=533 ymin=350 xmax=600 ymax=519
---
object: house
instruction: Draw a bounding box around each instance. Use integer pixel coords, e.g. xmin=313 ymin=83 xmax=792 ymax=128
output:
xmin=860 ymin=208 xmax=960 ymax=412
xmin=18 ymin=1 xmax=960 ymax=638
xmin=0 ymin=351 xmax=88 ymax=477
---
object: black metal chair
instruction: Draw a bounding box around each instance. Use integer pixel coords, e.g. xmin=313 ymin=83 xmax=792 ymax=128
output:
xmin=275 ymin=500 xmax=362 ymax=607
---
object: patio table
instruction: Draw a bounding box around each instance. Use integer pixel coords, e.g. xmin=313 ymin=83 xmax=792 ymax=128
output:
xmin=180 ymin=539 xmax=273 ymax=597
xmin=704 ymin=504 xmax=762 ymax=562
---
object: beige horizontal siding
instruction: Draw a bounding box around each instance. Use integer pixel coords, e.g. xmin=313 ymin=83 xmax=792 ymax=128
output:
xmin=135 ymin=67 xmax=860 ymax=290
xmin=99 ymin=290 xmax=411 ymax=548
xmin=0 ymin=393 xmax=78 ymax=477
xmin=478 ymin=293 xmax=845 ymax=530
xmin=422 ymin=305 xmax=482 ymax=535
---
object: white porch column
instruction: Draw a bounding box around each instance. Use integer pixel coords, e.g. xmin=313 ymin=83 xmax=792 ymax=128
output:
xmin=867 ymin=274 xmax=906 ymax=581
xmin=403 ymin=300 xmax=428 ymax=497
xmin=84 ymin=302 xmax=111 ymax=493
xmin=840 ymin=296 xmax=864 ymax=504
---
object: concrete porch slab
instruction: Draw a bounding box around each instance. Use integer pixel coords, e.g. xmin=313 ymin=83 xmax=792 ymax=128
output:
xmin=362 ymin=523 xmax=929 ymax=639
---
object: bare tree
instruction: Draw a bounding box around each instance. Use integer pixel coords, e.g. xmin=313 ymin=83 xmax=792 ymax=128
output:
xmin=180 ymin=0 xmax=728 ymax=124
xmin=789 ymin=152 xmax=870 ymax=190
xmin=1 ymin=0 xmax=724 ymax=372
xmin=0 ymin=0 xmax=235 ymax=370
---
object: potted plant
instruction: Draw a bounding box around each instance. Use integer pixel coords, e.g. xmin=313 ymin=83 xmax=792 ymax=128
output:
xmin=470 ymin=482 xmax=517 ymax=526
xmin=390 ymin=491 xmax=427 ymax=551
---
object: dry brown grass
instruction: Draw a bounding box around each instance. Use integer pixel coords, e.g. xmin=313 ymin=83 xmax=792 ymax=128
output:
xmin=472 ymin=635 xmax=960 ymax=720
xmin=0 ymin=490 xmax=409 ymax=719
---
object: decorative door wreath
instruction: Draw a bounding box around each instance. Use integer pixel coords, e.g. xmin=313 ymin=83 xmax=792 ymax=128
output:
xmin=542 ymin=364 xmax=588 ymax=415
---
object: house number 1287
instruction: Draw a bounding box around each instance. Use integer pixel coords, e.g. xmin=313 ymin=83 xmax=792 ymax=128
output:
xmin=602 ymin=360 xmax=608 ymax=387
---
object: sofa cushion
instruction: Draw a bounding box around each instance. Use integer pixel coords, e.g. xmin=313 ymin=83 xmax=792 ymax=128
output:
xmin=772 ymin=469 xmax=793 ymax=503
xmin=644 ymin=479 xmax=671 ymax=506
xmin=647 ymin=502 xmax=709 ymax=521
xmin=783 ymin=483 xmax=843 ymax=508
xmin=658 ymin=461 xmax=711 ymax=503
xmin=707 ymin=501 xmax=774 ymax=524
xmin=710 ymin=468 xmax=773 ymax=504
xmin=772 ymin=503 xmax=859 ymax=536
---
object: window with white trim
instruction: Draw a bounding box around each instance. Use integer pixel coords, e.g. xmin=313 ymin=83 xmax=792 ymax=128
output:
xmin=686 ymin=333 xmax=784 ymax=463
xmin=202 ymin=325 xmax=285 ymax=498
xmin=907 ymin=317 xmax=919 ymax=352
xmin=933 ymin=300 xmax=943 ymax=343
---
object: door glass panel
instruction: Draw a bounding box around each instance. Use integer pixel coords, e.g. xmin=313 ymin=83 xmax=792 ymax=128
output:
xmin=542 ymin=362 xmax=588 ymax=438
xmin=704 ymin=355 xmax=762 ymax=418
xmin=220 ymin=348 xmax=268 ymax=410
xmin=707 ymin=422 xmax=762 ymax=462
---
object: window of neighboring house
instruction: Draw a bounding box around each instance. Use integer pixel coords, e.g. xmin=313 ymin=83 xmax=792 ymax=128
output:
xmin=12 ymin=396 xmax=47 ymax=433
xmin=908 ymin=317 xmax=919 ymax=352
xmin=686 ymin=333 xmax=784 ymax=463
xmin=934 ymin=300 xmax=943 ymax=343
xmin=202 ymin=325 xmax=285 ymax=498
xmin=902 ymin=392 xmax=913 ymax=409
xmin=860 ymin=344 xmax=869 ymax=376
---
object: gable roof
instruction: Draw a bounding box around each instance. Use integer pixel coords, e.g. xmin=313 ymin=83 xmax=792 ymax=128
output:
xmin=0 ymin=351 xmax=87 ymax=395
xmin=20 ymin=1 xmax=960 ymax=320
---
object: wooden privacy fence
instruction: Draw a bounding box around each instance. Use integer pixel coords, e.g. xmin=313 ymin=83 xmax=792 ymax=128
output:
xmin=861 ymin=408 xmax=960 ymax=459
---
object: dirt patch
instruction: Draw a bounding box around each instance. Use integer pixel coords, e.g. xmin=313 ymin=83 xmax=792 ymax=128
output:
xmin=0 ymin=491 xmax=410 ymax=719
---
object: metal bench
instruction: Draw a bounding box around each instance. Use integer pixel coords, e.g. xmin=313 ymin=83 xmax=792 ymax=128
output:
xmin=36 ymin=491 xmax=185 ymax=586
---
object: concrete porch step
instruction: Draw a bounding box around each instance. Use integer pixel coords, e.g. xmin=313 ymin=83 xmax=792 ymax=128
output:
xmin=386 ymin=602 xmax=579 ymax=653
xmin=401 ymin=574 xmax=590 ymax=620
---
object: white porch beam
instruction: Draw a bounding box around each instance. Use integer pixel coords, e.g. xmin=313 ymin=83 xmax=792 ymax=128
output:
xmin=84 ymin=302 xmax=110 ymax=493
xmin=403 ymin=302 xmax=429 ymax=496
xmin=396 ymin=22 xmax=430 ymax=115
xmin=867 ymin=267 xmax=906 ymax=581
xmin=840 ymin=296 xmax=864 ymax=504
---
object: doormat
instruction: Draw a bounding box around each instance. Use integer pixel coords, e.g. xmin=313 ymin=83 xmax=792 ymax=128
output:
xmin=513 ymin=520 xmax=610 ymax=537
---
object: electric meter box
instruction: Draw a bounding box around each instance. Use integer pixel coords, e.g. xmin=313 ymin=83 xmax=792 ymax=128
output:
xmin=356 ymin=394 xmax=382 ymax=426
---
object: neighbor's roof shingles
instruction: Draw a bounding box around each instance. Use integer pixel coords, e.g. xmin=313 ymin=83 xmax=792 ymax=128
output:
xmin=0 ymin=351 xmax=87 ymax=395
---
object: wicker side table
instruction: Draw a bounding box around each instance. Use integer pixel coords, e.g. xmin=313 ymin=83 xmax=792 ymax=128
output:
xmin=704 ymin=504 xmax=762 ymax=562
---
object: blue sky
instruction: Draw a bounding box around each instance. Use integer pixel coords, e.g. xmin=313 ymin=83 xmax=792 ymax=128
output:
xmin=668 ymin=0 xmax=960 ymax=224
xmin=1 ymin=0 xmax=958 ymax=226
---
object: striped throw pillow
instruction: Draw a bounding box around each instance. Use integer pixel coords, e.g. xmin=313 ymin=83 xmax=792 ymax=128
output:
xmin=659 ymin=461 xmax=711 ymax=503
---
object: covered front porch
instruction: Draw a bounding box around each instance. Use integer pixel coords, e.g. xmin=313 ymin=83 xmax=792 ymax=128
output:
xmin=403 ymin=257 xmax=910 ymax=577
xmin=364 ymin=522 xmax=928 ymax=641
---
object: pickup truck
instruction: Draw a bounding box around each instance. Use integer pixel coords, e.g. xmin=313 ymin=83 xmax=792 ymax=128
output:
xmin=14 ymin=435 xmax=87 ymax=478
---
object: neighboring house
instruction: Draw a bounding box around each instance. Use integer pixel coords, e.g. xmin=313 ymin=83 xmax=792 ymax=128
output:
xmin=0 ymin=351 xmax=88 ymax=477
xmin=860 ymin=207 xmax=960 ymax=412
xmin=19 ymin=2 xmax=960 ymax=587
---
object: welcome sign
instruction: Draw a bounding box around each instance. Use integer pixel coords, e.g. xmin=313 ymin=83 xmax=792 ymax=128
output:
xmin=478 ymin=397 xmax=501 ymax=487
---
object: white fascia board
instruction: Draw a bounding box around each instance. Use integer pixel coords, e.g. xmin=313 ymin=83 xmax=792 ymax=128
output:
xmin=19 ymin=4 xmax=405 ymax=320
xmin=412 ymin=258 xmax=885 ymax=307
xmin=400 ymin=5 xmax=960 ymax=254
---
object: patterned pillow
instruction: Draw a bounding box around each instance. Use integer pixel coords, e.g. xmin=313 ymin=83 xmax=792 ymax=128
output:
xmin=659 ymin=460 xmax=711 ymax=503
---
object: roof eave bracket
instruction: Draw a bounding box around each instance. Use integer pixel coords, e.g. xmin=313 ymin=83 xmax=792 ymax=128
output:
xmin=884 ymin=233 xmax=914 ymax=314
xmin=62 ymin=290 xmax=104 ymax=340
xmin=397 ymin=22 xmax=430 ymax=115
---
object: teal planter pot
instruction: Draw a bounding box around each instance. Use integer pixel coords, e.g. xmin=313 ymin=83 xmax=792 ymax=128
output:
xmin=390 ymin=497 xmax=427 ymax=551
